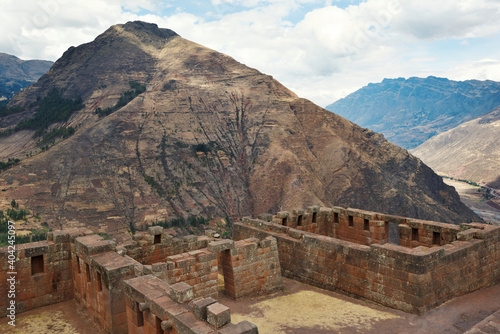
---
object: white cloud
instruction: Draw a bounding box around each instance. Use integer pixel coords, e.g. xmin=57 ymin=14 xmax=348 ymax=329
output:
xmin=1 ymin=0 xmax=500 ymax=106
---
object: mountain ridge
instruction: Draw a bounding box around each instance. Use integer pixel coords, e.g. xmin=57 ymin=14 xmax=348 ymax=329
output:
xmin=411 ymin=105 xmax=500 ymax=189
xmin=326 ymin=76 xmax=500 ymax=149
xmin=0 ymin=52 xmax=53 ymax=102
xmin=0 ymin=21 xmax=480 ymax=238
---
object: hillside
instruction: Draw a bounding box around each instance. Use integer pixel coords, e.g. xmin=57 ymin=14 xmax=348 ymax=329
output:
xmin=0 ymin=53 xmax=53 ymax=102
xmin=0 ymin=21 xmax=480 ymax=238
xmin=412 ymin=106 xmax=500 ymax=189
xmin=326 ymin=77 xmax=500 ymax=149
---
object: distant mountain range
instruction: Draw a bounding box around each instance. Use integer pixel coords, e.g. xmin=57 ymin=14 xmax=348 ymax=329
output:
xmin=326 ymin=76 xmax=500 ymax=149
xmin=411 ymin=105 xmax=500 ymax=189
xmin=0 ymin=53 xmax=53 ymax=103
xmin=0 ymin=21 xmax=479 ymax=238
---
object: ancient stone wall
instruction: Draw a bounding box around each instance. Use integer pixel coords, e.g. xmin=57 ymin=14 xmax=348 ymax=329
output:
xmin=234 ymin=209 xmax=500 ymax=314
xmin=123 ymin=226 xmax=214 ymax=265
xmin=151 ymin=248 xmax=219 ymax=300
xmin=124 ymin=275 xmax=258 ymax=334
xmin=221 ymin=237 xmax=283 ymax=299
xmin=72 ymin=233 xmax=140 ymax=333
xmin=272 ymin=206 xmax=392 ymax=246
xmin=0 ymin=228 xmax=90 ymax=318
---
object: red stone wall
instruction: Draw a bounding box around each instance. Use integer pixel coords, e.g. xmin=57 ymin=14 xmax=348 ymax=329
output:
xmin=399 ymin=219 xmax=460 ymax=248
xmin=226 ymin=237 xmax=283 ymax=299
xmin=153 ymin=248 xmax=219 ymax=300
xmin=73 ymin=234 xmax=138 ymax=333
xmin=274 ymin=206 xmax=391 ymax=246
xmin=124 ymin=227 xmax=214 ymax=265
xmin=234 ymin=218 xmax=500 ymax=314
xmin=0 ymin=228 xmax=89 ymax=318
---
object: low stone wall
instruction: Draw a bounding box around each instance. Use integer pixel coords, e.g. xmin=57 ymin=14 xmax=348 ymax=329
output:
xmin=234 ymin=216 xmax=500 ymax=314
xmin=123 ymin=226 xmax=214 ymax=265
xmin=124 ymin=275 xmax=258 ymax=334
xmin=226 ymin=237 xmax=283 ymax=299
xmin=152 ymin=248 xmax=219 ymax=300
xmin=0 ymin=228 xmax=90 ymax=318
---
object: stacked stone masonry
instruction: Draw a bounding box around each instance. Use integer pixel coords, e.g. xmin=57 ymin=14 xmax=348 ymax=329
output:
xmin=234 ymin=206 xmax=500 ymax=314
xmin=0 ymin=226 xmax=281 ymax=333
xmin=2 ymin=204 xmax=500 ymax=332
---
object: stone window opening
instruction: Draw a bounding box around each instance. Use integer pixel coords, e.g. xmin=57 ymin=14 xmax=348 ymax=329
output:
xmin=282 ymin=217 xmax=287 ymax=226
xmin=154 ymin=234 xmax=162 ymax=244
xmin=348 ymin=216 xmax=354 ymax=227
xmin=86 ymin=263 xmax=91 ymax=282
xmin=97 ymin=272 xmax=103 ymax=292
xmin=136 ymin=302 xmax=144 ymax=327
xmin=155 ymin=316 xmax=163 ymax=334
xmin=412 ymin=228 xmax=419 ymax=241
xmin=364 ymin=219 xmax=369 ymax=231
xmin=297 ymin=215 xmax=303 ymax=226
xmin=31 ymin=255 xmax=44 ymax=275
xmin=334 ymin=212 xmax=339 ymax=224
xmin=433 ymin=231 xmax=441 ymax=246
xmin=312 ymin=212 xmax=317 ymax=224
xmin=76 ymin=256 xmax=81 ymax=273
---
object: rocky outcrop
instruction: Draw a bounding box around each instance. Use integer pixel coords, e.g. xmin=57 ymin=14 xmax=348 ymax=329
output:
xmin=411 ymin=106 xmax=500 ymax=189
xmin=0 ymin=22 xmax=480 ymax=238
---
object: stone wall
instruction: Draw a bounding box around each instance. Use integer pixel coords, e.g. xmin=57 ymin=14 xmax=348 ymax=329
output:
xmin=0 ymin=228 xmax=90 ymax=318
xmin=123 ymin=226 xmax=214 ymax=265
xmin=72 ymin=233 xmax=140 ymax=333
xmin=151 ymin=248 xmax=219 ymax=300
xmin=272 ymin=206 xmax=393 ymax=246
xmin=124 ymin=275 xmax=258 ymax=334
xmin=234 ymin=213 xmax=500 ymax=314
xmin=222 ymin=237 xmax=283 ymax=299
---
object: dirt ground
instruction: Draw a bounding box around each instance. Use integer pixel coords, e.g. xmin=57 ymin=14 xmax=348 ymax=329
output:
xmin=1 ymin=279 xmax=500 ymax=334
xmin=221 ymin=278 xmax=500 ymax=334
xmin=0 ymin=299 xmax=103 ymax=334
xmin=443 ymin=178 xmax=500 ymax=225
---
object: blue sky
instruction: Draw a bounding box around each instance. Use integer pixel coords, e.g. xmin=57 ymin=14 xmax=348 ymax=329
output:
xmin=1 ymin=0 xmax=500 ymax=106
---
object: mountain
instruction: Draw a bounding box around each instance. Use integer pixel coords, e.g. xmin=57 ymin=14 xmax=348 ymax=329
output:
xmin=0 ymin=22 xmax=480 ymax=238
xmin=326 ymin=77 xmax=500 ymax=149
xmin=0 ymin=53 xmax=53 ymax=102
xmin=411 ymin=105 xmax=500 ymax=189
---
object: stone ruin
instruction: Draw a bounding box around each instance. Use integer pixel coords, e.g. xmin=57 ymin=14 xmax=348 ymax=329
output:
xmin=1 ymin=205 xmax=500 ymax=332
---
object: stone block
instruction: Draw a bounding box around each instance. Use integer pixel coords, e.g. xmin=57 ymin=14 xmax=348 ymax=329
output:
xmin=193 ymin=297 xmax=217 ymax=320
xmin=169 ymin=282 xmax=194 ymax=303
xmin=148 ymin=226 xmax=163 ymax=235
xmin=207 ymin=303 xmax=231 ymax=328
xmin=257 ymin=213 xmax=273 ymax=222
xmin=208 ymin=240 xmax=235 ymax=253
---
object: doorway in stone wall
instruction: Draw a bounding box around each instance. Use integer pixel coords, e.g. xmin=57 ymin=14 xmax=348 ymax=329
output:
xmin=218 ymin=249 xmax=236 ymax=299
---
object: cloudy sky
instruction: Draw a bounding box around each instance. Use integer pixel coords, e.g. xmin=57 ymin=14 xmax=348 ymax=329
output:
xmin=2 ymin=0 xmax=500 ymax=106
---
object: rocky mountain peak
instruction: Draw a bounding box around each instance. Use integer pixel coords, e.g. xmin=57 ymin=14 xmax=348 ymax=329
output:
xmin=0 ymin=22 xmax=481 ymax=238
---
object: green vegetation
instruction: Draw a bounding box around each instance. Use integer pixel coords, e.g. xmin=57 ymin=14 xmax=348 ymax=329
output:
xmin=142 ymin=172 xmax=164 ymax=197
xmin=0 ymin=158 xmax=20 ymax=172
xmin=96 ymin=81 xmax=146 ymax=117
xmin=0 ymin=209 xmax=48 ymax=246
xmin=0 ymin=105 xmax=24 ymax=117
xmin=192 ymin=141 xmax=220 ymax=154
xmin=37 ymin=126 xmax=76 ymax=147
xmin=147 ymin=216 xmax=210 ymax=230
xmin=15 ymin=88 xmax=83 ymax=137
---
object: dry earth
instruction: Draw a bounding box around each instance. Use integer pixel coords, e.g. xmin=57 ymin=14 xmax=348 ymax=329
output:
xmin=443 ymin=178 xmax=500 ymax=225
